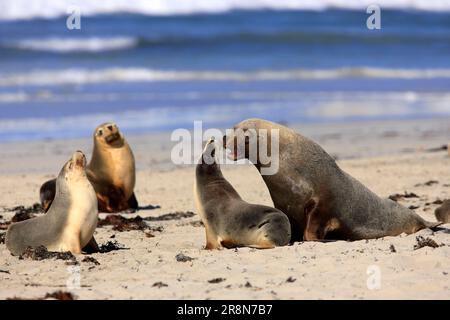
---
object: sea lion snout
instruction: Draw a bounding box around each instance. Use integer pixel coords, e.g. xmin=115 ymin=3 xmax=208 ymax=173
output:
xmin=222 ymin=128 xmax=254 ymax=161
xmin=200 ymin=137 xmax=217 ymax=164
xmin=72 ymin=151 xmax=87 ymax=169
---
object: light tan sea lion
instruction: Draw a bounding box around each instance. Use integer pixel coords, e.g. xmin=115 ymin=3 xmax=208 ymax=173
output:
xmin=223 ymin=118 xmax=440 ymax=241
xmin=6 ymin=151 xmax=98 ymax=255
xmin=40 ymin=122 xmax=138 ymax=213
xmin=194 ymin=138 xmax=291 ymax=249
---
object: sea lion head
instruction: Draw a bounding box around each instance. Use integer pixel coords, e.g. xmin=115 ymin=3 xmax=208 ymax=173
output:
xmin=196 ymin=137 xmax=222 ymax=178
xmin=223 ymin=118 xmax=277 ymax=162
xmin=222 ymin=124 xmax=257 ymax=161
xmin=221 ymin=209 xmax=291 ymax=249
xmin=94 ymin=122 xmax=125 ymax=148
xmin=435 ymin=200 xmax=450 ymax=224
xmin=59 ymin=151 xmax=87 ymax=182
xmin=254 ymin=211 xmax=291 ymax=247
xmin=201 ymin=137 xmax=217 ymax=163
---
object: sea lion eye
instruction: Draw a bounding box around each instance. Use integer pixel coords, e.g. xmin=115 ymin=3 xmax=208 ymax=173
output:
xmin=98 ymin=129 xmax=103 ymax=136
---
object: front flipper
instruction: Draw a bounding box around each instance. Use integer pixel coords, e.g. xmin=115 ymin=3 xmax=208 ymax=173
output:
xmin=304 ymin=198 xmax=342 ymax=241
xmin=99 ymin=186 xmax=136 ymax=213
xmin=303 ymin=199 xmax=324 ymax=241
xmin=82 ymin=236 xmax=100 ymax=254
xmin=204 ymin=224 xmax=221 ymax=250
xmin=96 ymin=192 xmax=114 ymax=213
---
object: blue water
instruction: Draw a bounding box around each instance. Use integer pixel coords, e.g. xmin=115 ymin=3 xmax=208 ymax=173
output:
xmin=0 ymin=9 xmax=450 ymax=141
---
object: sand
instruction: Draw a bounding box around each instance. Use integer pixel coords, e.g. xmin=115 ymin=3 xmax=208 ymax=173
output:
xmin=0 ymin=118 xmax=449 ymax=300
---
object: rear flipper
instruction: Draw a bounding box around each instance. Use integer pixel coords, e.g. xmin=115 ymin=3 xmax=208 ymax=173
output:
xmin=127 ymin=192 xmax=139 ymax=210
xmin=424 ymin=221 xmax=444 ymax=231
xmin=39 ymin=178 xmax=56 ymax=213
xmin=82 ymin=236 xmax=100 ymax=254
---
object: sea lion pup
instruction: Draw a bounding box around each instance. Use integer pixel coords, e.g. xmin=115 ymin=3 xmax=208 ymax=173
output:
xmin=40 ymin=122 xmax=138 ymax=213
xmin=223 ymin=118 xmax=440 ymax=241
xmin=6 ymin=151 xmax=98 ymax=255
xmin=194 ymin=138 xmax=291 ymax=249
xmin=435 ymin=200 xmax=450 ymax=223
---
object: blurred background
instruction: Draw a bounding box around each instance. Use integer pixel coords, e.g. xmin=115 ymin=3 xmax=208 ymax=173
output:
xmin=0 ymin=0 xmax=450 ymax=142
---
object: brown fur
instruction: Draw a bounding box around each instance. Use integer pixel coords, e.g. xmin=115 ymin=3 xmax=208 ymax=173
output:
xmin=195 ymin=138 xmax=291 ymax=249
xmin=39 ymin=123 xmax=138 ymax=213
xmin=224 ymin=118 xmax=440 ymax=241
xmin=435 ymin=200 xmax=450 ymax=223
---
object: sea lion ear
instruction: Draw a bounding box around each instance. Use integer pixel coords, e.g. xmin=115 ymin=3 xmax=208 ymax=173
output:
xmin=97 ymin=129 xmax=103 ymax=136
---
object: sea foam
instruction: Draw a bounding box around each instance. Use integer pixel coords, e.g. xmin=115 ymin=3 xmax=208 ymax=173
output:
xmin=0 ymin=0 xmax=449 ymax=21
xmin=6 ymin=37 xmax=138 ymax=53
xmin=2 ymin=67 xmax=450 ymax=87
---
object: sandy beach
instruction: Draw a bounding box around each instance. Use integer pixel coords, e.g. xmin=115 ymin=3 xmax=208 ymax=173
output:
xmin=0 ymin=119 xmax=449 ymax=300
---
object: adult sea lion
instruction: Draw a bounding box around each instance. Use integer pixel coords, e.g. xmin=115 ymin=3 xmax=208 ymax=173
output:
xmin=194 ymin=138 xmax=291 ymax=249
xmin=6 ymin=151 xmax=98 ymax=255
xmin=223 ymin=118 xmax=440 ymax=241
xmin=40 ymin=122 xmax=138 ymax=213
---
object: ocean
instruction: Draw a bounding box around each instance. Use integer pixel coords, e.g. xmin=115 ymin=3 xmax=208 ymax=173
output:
xmin=0 ymin=0 xmax=450 ymax=142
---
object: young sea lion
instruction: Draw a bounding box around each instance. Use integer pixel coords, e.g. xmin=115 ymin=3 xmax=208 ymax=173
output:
xmin=6 ymin=151 xmax=98 ymax=255
xmin=40 ymin=122 xmax=138 ymax=213
xmin=194 ymin=138 xmax=291 ymax=249
xmin=223 ymin=118 xmax=440 ymax=241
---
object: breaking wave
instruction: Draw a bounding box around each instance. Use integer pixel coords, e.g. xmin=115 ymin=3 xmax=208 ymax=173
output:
xmin=0 ymin=0 xmax=449 ymax=21
xmin=2 ymin=67 xmax=450 ymax=87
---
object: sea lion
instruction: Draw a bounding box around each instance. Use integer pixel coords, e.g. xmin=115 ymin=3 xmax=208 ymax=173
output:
xmin=223 ymin=118 xmax=440 ymax=241
xmin=6 ymin=151 xmax=98 ymax=255
xmin=40 ymin=122 xmax=138 ymax=213
xmin=435 ymin=200 xmax=450 ymax=223
xmin=194 ymin=138 xmax=291 ymax=249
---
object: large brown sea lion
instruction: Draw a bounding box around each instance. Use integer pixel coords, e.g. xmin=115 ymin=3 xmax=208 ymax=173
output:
xmin=223 ymin=118 xmax=440 ymax=241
